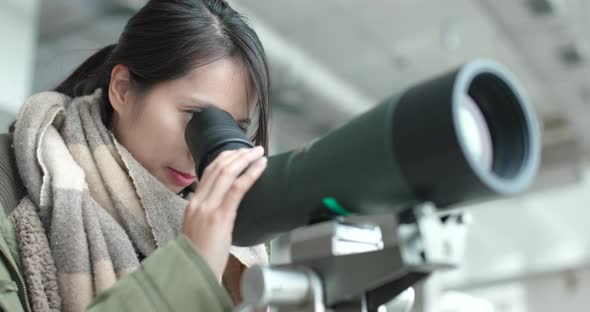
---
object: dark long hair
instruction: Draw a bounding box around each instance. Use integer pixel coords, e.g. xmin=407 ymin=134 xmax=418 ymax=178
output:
xmin=42 ymin=0 xmax=271 ymax=149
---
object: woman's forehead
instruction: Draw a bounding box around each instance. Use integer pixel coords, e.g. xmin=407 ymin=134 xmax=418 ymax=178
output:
xmin=183 ymin=57 xmax=258 ymax=115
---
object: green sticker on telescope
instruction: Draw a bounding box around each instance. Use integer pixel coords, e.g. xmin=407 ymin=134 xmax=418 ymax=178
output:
xmin=322 ymin=197 xmax=351 ymax=216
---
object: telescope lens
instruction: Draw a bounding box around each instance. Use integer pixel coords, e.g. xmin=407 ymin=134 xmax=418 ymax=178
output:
xmin=457 ymin=93 xmax=493 ymax=171
xmin=392 ymin=59 xmax=540 ymax=207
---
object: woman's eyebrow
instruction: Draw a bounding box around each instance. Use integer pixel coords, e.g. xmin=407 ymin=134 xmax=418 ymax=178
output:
xmin=189 ymin=97 xmax=251 ymax=124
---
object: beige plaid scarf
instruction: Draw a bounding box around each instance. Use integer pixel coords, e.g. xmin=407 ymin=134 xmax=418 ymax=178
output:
xmin=10 ymin=90 xmax=267 ymax=312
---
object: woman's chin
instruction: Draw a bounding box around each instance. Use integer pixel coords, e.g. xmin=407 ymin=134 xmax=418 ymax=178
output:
xmin=156 ymin=174 xmax=184 ymax=194
xmin=170 ymin=184 xmax=185 ymax=194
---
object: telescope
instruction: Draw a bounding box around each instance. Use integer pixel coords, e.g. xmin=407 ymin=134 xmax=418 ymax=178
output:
xmin=185 ymin=59 xmax=541 ymax=312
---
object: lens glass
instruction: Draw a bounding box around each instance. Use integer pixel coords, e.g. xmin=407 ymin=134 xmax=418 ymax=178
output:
xmin=458 ymin=94 xmax=493 ymax=171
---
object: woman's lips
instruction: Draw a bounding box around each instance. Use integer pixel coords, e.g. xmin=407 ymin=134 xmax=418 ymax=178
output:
xmin=168 ymin=168 xmax=196 ymax=187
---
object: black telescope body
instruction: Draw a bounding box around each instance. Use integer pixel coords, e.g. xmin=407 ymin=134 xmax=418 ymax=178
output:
xmin=186 ymin=59 xmax=541 ymax=246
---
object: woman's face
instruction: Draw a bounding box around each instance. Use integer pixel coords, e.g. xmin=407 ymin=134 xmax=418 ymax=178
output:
xmin=109 ymin=57 xmax=257 ymax=194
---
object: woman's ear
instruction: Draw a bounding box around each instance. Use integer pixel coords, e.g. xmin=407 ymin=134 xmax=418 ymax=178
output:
xmin=108 ymin=64 xmax=132 ymax=115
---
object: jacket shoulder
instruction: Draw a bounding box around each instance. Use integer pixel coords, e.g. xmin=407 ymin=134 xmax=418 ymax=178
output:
xmin=0 ymin=133 xmax=26 ymax=216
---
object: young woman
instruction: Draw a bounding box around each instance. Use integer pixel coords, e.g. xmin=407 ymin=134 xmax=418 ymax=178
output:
xmin=4 ymin=0 xmax=271 ymax=311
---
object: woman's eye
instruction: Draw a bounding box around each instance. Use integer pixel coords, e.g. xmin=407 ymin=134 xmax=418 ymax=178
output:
xmin=186 ymin=109 xmax=201 ymax=120
xmin=186 ymin=108 xmax=247 ymax=132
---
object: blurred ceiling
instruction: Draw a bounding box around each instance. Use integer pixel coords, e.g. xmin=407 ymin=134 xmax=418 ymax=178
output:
xmin=34 ymin=0 xmax=590 ymax=289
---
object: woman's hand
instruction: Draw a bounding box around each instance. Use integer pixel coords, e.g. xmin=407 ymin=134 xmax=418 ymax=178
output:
xmin=181 ymin=146 xmax=267 ymax=281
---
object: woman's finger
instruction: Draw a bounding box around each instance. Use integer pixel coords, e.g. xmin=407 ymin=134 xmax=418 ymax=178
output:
xmin=190 ymin=148 xmax=252 ymax=202
xmin=218 ymin=156 xmax=267 ymax=217
xmin=201 ymin=147 xmax=265 ymax=208
xmin=190 ymin=146 xmax=263 ymax=208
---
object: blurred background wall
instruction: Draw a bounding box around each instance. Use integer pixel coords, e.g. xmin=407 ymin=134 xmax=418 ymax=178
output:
xmin=3 ymin=0 xmax=590 ymax=311
xmin=0 ymin=0 xmax=38 ymax=127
